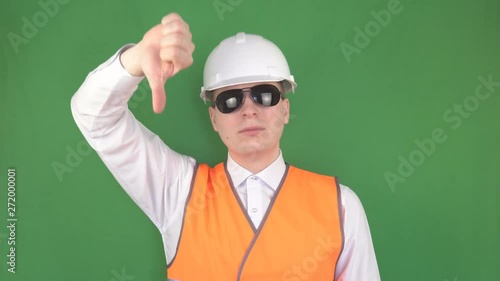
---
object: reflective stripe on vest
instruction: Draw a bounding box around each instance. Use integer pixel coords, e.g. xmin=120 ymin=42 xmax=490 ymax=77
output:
xmin=167 ymin=162 xmax=344 ymax=281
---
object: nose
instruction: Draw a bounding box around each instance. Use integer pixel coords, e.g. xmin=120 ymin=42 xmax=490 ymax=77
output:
xmin=239 ymin=91 xmax=258 ymax=117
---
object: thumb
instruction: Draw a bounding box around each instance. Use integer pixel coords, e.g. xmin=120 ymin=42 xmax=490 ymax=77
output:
xmin=142 ymin=50 xmax=174 ymax=114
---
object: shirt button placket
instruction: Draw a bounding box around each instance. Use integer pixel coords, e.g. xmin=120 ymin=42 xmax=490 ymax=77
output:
xmin=246 ymin=176 xmax=262 ymax=228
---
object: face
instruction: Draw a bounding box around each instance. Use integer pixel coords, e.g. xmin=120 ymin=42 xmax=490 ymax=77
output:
xmin=208 ymin=81 xmax=290 ymax=159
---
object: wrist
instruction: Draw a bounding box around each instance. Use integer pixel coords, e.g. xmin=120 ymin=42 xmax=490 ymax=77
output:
xmin=119 ymin=44 xmax=144 ymax=77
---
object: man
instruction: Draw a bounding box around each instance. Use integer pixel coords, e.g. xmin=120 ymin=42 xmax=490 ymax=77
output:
xmin=71 ymin=13 xmax=380 ymax=281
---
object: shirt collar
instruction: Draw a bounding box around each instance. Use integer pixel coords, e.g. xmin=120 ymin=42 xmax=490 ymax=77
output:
xmin=226 ymin=151 xmax=286 ymax=191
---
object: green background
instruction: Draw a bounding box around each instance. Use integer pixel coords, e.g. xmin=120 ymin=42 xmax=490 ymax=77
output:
xmin=1 ymin=0 xmax=499 ymax=280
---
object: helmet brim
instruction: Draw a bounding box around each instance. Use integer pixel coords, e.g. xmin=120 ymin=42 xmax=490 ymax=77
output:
xmin=200 ymin=75 xmax=296 ymax=102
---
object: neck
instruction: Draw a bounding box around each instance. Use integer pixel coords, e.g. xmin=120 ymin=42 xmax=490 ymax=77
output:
xmin=229 ymin=148 xmax=280 ymax=174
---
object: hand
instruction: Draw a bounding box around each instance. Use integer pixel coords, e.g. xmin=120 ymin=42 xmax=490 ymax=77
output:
xmin=120 ymin=13 xmax=195 ymax=113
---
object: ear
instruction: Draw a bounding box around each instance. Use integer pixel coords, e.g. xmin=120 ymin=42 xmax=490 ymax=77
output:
xmin=208 ymin=106 xmax=218 ymax=132
xmin=282 ymin=98 xmax=290 ymax=124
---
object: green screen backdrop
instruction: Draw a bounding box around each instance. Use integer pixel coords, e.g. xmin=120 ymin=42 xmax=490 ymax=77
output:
xmin=1 ymin=0 xmax=499 ymax=280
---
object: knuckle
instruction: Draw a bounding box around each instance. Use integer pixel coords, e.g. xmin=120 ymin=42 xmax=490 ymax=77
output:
xmin=162 ymin=25 xmax=169 ymax=35
xmin=170 ymin=20 xmax=183 ymax=32
xmin=160 ymin=33 xmax=183 ymax=48
xmin=172 ymin=32 xmax=183 ymax=42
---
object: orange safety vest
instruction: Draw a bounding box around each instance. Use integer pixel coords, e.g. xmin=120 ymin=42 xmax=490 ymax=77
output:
xmin=167 ymin=162 xmax=344 ymax=281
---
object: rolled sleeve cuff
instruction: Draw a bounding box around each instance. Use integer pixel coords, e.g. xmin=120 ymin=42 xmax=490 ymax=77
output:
xmin=88 ymin=44 xmax=145 ymax=92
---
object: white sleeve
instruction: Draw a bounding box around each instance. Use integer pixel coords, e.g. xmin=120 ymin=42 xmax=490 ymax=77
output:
xmin=335 ymin=184 xmax=381 ymax=281
xmin=70 ymin=45 xmax=196 ymax=234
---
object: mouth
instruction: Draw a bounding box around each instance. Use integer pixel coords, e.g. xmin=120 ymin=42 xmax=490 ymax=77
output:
xmin=239 ymin=126 xmax=265 ymax=135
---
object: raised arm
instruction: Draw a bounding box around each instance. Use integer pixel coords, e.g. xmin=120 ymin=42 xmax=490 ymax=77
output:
xmin=70 ymin=13 xmax=196 ymax=233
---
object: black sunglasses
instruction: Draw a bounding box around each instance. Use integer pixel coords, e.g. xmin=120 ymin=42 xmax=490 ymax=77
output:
xmin=212 ymin=84 xmax=284 ymax=114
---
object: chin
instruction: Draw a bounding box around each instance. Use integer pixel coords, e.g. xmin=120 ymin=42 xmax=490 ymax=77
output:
xmin=235 ymin=142 xmax=274 ymax=156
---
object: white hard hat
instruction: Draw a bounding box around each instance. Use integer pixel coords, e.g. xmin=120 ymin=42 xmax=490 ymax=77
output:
xmin=200 ymin=32 xmax=297 ymax=102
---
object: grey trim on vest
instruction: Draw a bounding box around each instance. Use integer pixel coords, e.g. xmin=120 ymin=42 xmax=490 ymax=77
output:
xmin=236 ymin=164 xmax=291 ymax=281
xmin=166 ymin=162 xmax=200 ymax=269
xmin=224 ymin=162 xmax=258 ymax=233
xmin=333 ymin=177 xmax=345 ymax=281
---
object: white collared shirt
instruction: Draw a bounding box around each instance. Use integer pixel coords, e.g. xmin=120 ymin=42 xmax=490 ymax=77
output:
xmin=227 ymin=151 xmax=286 ymax=229
xmin=71 ymin=45 xmax=381 ymax=281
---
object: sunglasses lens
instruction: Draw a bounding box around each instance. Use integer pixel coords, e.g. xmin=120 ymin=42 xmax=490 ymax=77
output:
xmin=214 ymin=84 xmax=283 ymax=114
xmin=215 ymin=90 xmax=243 ymax=113
xmin=252 ymin=85 xmax=282 ymax=106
